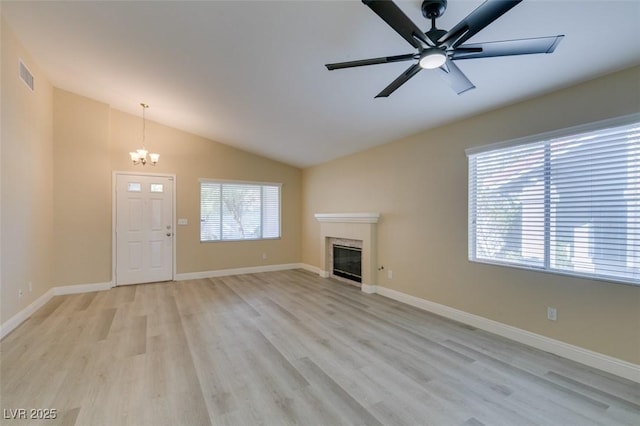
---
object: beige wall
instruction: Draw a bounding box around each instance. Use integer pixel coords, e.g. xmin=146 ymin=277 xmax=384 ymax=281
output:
xmin=302 ymin=66 xmax=640 ymax=364
xmin=52 ymin=89 xmax=302 ymax=286
xmin=1 ymin=19 xmax=54 ymax=323
xmin=53 ymin=90 xmax=112 ymax=286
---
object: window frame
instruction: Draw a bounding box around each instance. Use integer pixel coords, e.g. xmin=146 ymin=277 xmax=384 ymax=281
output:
xmin=466 ymin=113 xmax=640 ymax=286
xmin=199 ymin=178 xmax=282 ymax=243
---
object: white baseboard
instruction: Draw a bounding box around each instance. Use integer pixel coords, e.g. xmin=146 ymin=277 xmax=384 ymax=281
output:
xmin=53 ymin=281 xmax=114 ymax=296
xmin=374 ymin=285 xmax=640 ymax=383
xmin=360 ymin=283 xmax=377 ymax=294
xmin=0 ymin=281 xmax=113 ymax=340
xmin=298 ymin=263 xmax=323 ymax=275
xmin=175 ymin=263 xmax=304 ymax=281
xmin=0 ymin=288 xmax=54 ymax=340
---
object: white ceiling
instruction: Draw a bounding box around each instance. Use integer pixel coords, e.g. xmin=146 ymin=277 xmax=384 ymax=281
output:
xmin=3 ymin=0 xmax=640 ymax=168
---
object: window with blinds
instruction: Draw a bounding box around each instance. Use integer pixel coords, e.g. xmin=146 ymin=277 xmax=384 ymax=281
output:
xmin=200 ymin=180 xmax=281 ymax=242
xmin=467 ymin=116 xmax=640 ymax=285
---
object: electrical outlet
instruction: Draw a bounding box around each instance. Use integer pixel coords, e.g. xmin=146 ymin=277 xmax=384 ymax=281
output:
xmin=28 ymin=281 xmax=33 ymax=292
xmin=262 ymin=253 xmax=268 ymax=260
xmin=547 ymin=307 xmax=557 ymax=321
xmin=388 ymin=270 xmax=393 ymax=279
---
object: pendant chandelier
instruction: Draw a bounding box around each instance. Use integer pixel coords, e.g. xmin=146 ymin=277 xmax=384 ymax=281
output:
xmin=129 ymin=103 xmax=159 ymax=166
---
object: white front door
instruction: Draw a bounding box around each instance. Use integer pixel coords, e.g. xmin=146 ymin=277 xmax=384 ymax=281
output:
xmin=115 ymin=174 xmax=174 ymax=285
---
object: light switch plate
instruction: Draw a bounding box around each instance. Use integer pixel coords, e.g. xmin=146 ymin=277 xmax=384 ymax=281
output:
xmin=178 ymin=218 xmax=188 ymax=225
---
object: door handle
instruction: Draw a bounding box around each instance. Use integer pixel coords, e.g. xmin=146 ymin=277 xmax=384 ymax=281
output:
xmin=166 ymin=233 xmax=172 ymax=237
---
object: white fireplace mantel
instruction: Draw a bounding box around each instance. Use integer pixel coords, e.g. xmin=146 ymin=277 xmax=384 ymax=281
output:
xmin=314 ymin=212 xmax=380 ymax=293
xmin=314 ymin=213 xmax=380 ymax=224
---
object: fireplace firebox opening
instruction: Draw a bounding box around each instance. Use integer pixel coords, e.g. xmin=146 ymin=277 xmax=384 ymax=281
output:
xmin=332 ymin=244 xmax=362 ymax=283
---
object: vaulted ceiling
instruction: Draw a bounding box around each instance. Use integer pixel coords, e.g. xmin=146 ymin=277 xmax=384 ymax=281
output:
xmin=3 ymin=1 xmax=640 ymax=167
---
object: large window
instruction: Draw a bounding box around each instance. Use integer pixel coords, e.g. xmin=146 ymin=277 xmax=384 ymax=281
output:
xmin=200 ymin=180 xmax=281 ymax=242
xmin=467 ymin=116 xmax=639 ymax=285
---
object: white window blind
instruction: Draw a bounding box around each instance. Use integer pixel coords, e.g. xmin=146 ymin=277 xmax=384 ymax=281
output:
xmin=468 ymin=118 xmax=640 ymax=285
xmin=200 ymin=181 xmax=281 ymax=242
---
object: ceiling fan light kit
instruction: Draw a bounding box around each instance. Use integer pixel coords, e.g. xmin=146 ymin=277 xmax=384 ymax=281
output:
xmin=325 ymin=0 xmax=564 ymax=98
xmin=419 ymin=48 xmax=447 ymax=69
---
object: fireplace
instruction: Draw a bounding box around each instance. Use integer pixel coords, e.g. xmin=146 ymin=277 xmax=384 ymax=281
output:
xmin=314 ymin=213 xmax=380 ymax=293
xmin=332 ymin=244 xmax=362 ymax=283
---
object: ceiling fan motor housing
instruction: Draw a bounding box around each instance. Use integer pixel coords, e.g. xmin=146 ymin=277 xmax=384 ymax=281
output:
xmin=422 ymin=0 xmax=447 ymax=19
xmin=426 ymin=28 xmax=447 ymax=45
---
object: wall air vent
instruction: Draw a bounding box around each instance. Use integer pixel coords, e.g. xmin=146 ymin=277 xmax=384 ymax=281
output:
xmin=19 ymin=59 xmax=35 ymax=91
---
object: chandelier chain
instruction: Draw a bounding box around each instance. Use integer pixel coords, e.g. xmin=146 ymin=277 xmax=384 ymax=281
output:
xmin=141 ymin=103 xmax=148 ymax=147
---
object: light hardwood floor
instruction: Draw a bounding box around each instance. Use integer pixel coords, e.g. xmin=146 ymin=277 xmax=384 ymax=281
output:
xmin=1 ymin=269 xmax=638 ymax=425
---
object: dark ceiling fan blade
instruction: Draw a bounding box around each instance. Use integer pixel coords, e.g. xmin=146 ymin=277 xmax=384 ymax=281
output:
xmin=439 ymin=0 xmax=523 ymax=49
xmin=375 ymin=63 xmax=422 ymax=98
xmin=452 ymin=35 xmax=564 ymax=60
xmin=438 ymin=59 xmax=475 ymax=94
xmin=326 ymin=53 xmax=416 ymax=70
xmin=362 ymin=0 xmax=433 ymax=48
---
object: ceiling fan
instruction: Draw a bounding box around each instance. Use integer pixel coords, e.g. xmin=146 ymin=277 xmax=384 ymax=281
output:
xmin=325 ymin=0 xmax=564 ymax=98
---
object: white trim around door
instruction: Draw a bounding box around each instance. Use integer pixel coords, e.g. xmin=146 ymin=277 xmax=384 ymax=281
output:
xmin=112 ymin=171 xmax=177 ymax=286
